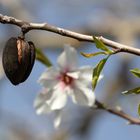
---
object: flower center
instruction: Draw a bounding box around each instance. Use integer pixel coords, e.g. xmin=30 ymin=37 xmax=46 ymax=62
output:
xmin=61 ymin=73 xmax=73 ymax=85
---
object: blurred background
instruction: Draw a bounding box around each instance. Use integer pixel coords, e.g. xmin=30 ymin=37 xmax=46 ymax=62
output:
xmin=0 ymin=0 xmax=140 ymax=140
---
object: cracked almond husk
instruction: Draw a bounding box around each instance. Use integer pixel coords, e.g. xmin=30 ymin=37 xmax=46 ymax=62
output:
xmin=2 ymin=37 xmax=36 ymax=85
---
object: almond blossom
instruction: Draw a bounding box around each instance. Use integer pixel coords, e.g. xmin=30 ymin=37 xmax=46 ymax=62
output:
xmin=34 ymin=45 xmax=100 ymax=128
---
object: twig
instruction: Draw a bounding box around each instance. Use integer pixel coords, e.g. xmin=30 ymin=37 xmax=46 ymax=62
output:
xmin=0 ymin=14 xmax=140 ymax=56
xmin=95 ymin=100 xmax=140 ymax=125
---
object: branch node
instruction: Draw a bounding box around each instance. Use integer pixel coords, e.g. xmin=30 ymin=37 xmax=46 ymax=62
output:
xmin=21 ymin=23 xmax=30 ymax=34
xmin=112 ymin=48 xmax=122 ymax=54
xmin=97 ymin=36 xmax=104 ymax=41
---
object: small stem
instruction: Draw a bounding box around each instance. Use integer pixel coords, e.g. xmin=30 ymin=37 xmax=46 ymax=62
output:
xmin=18 ymin=30 xmax=25 ymax=40
xmin=95 ymin=100 xmax=140 ymax=125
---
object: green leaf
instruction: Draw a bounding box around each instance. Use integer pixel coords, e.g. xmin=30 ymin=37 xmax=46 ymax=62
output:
xmin=130 ymin=68 xmax=140 ymax=78
xmin=92 ymin=56 xmax=109 ymax=90
xmin=93 ymin=36 xmax=112 ymax=54
xmin=81 ymin=51 xmax=107 ymax=58
xmin=35 ymin=47 xmax=52 ymax=67
xmin=138 ymin=104 xmax=140 ymax=117
xmin=122 ymin=87 xmax=140 ymax=95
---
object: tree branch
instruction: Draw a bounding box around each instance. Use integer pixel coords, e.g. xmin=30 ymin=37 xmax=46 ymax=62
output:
xmin=1 ymin=14 xmax=140 ymax=56
xmin=95 ymin=100 xmax=140 ymax=125
xmin=1 ymin=13 xmax=140 ymax=126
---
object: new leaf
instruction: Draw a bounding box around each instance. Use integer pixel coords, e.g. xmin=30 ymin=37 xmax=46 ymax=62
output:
xmin=138 ymin=104 xmax=140 ymax=117
xmin=92 ymin=57 xmax=109 ymax=90
xmin=122 ymin=87 xmax=140 ymax=95
xmin=93 ymin=36 xmax=112 ymax=54
xmin=130 ymin=68 xmax=140 ymax=78
xmin=81 ymin=51 xmax=107 ymax=58
xmin=35 ymin=48 xmax=52 ymax=67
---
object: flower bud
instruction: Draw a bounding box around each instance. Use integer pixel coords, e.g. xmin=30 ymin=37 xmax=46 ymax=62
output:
xmin=2 ymin=37 xmax=36 ymax=85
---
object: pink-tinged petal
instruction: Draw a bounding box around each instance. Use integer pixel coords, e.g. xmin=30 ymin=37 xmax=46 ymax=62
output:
xmin=54 ymin=110 xmax=62 ymax=128
xmin=72 ymin=81 xmax=95 ymax=106
xmin=47 ymin=84 xmax=67 ymax=110
xmin=57 ymin=45 xmax=78 ymax=71
xmin=34 ymin=89 xmax=53 ymax=114
xmin=38 ymin=67 xmax=60 ymax=87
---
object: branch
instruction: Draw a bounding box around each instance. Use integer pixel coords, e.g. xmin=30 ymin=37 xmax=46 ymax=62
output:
xmin=1 ymin=14 xmax=140 ymax=56
xmin=1 ymin=13 xmax=140 ymax=126
xmin=95 ymin=100 xmax=140 ymax=125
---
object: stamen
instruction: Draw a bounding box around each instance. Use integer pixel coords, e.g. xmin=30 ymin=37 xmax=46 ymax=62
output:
xmin=61 ymin=73 xmax=73 ymax=85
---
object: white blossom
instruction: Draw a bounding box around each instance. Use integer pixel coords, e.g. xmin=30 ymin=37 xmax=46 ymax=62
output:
xmin=34 ymin=45 xmax=101 ymax=128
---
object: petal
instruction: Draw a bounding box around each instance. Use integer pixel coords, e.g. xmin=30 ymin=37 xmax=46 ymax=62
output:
xmin=77 ymin=66 xmax=93 ymax=86
xmin=77 ymin=66 xmax=103 ymax=87
xmin=99 ymin=74 xmax=104 ymax=81
xmin=35 ymin=102 xmax=51 ymax=115
xmin=57 ymin=45 xmax=78 ymax=71
xmin=47 ymin=84 xmax=67 ymax=110
xmin=54 ymin=110 xmax=62 ymax=128
xmin=64 ymin=86 xmax=73 ymax=96
xmin=34 ymin=89 xmax=53 ymax=114
xmin=38 ymin=67 xmax=60 ymax=87
xmin=67 ymin=71 xmax=80 ymax=79
xmin=71 ymin=82 xmax=95 ymax=106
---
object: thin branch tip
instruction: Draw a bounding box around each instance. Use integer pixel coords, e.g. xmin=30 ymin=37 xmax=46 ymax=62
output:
xmin=95 ymin=100 xmax=140 ymax=126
